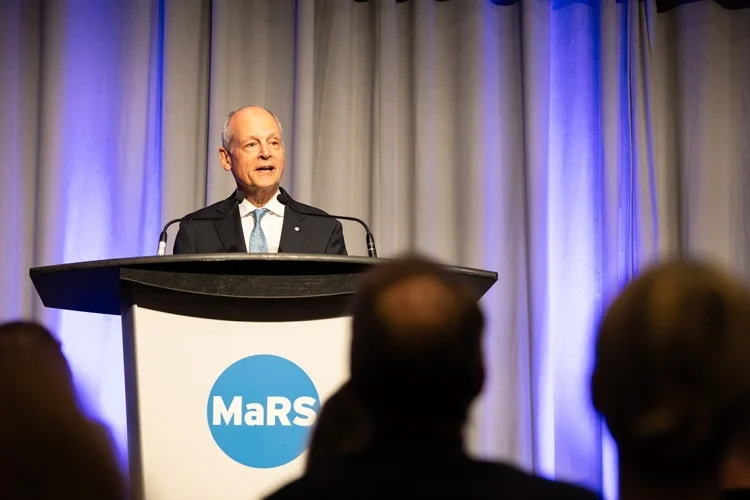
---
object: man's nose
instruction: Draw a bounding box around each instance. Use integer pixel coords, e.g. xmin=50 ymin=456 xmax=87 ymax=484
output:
xmin=258 ymin=143 xmax=271 ymax=159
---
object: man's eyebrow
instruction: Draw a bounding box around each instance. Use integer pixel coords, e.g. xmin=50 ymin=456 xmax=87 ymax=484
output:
xmin=241 ymin=132 xmax=281 ymax=142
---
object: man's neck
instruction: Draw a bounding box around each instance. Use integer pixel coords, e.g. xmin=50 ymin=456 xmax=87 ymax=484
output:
xmin=244 ymin=186 xmax=278 ymax=208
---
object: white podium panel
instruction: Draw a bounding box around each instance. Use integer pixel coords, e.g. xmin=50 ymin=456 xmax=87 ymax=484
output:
xmin=124 ymin=304 xmax=351 ymax=500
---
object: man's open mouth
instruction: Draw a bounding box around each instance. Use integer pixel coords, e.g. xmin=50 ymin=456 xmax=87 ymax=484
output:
xmin=256 ymin=166 xmax=275 ymax=172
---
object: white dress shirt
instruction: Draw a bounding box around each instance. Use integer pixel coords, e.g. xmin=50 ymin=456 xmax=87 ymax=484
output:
xmin=238 ymin=189 xmax=285 ymax=253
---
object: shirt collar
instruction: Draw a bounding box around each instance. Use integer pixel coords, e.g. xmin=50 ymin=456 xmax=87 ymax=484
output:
xmin=238 ymin=188 xmax=285 ymax=218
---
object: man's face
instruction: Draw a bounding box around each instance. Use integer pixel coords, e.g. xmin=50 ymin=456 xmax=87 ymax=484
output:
xmin=219 ymin=107 xmax=285 ymax=194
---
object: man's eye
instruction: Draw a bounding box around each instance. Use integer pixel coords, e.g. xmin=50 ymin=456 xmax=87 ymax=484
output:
xmin=247 ymin=142 xmax=257 ymax=148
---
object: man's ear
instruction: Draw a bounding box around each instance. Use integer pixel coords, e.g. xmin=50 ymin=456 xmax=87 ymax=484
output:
xmin=219 ymin=147 xmax=232 ymax=172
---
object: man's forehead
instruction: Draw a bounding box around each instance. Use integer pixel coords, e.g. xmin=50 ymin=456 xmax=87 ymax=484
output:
xmin=231 ymin=107 xmax=281 ymax=136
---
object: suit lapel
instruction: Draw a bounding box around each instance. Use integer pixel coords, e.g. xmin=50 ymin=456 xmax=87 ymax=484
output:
xmin=279 ymin=199 xmax=310 ymax=253
xmin=212 ymin=194 xmax=247 ymax=253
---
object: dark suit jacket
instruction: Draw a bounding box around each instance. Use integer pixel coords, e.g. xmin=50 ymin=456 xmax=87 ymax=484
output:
xmin=173 ymin=188 xmax=347 ymax=255
xmin=265 ymin=440 xmax=601 ymax=500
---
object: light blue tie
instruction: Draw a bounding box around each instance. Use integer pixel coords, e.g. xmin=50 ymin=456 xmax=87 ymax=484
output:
xmin=249 ymin=208 xmax=269 ymax=253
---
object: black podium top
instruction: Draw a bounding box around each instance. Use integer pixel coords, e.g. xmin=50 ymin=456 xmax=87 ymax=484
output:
xmin=30 ymin=254 xmax=498 ymax=316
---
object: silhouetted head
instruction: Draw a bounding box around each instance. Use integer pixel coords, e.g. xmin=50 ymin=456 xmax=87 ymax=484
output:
xmin=350 ymin=256 xmax=485 ymax=435
xmin=305 ymin=381 xmax=371 ymax=471
xmin=591 ymin=261 xmax=750 ymax=486
xmin=723 ymin=425 xmax=750 ymax=490
xmin=0 ymin=321 xmax=127 ymax=499
xmin=0 ymin=321 xmax=76 ymax=401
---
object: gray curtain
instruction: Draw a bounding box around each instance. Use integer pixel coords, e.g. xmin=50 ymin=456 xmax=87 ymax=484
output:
xmin=1 ymin=0 xmax=749 ymax=495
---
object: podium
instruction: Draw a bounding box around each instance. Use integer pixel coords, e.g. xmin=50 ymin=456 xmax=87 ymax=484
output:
xmin=30 ymin=254 xmax=497 ymax=499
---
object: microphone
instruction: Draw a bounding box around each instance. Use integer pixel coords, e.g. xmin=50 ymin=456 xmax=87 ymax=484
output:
xmin=156 ymin=190 xmax=245 ymax=256
xmin=277 ymin=189 xmax=378 ymax=258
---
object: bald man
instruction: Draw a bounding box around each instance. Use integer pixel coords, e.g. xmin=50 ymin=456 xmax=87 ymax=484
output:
xmin=591 ymin=261 xmax=750 ymax=500
xmin=173 ymin=106 xmax=347 ymax=255
xmin=267 ymin=256 xmax=600 ymax=499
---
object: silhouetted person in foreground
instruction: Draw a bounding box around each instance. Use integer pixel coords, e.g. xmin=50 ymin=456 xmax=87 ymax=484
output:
xmin=724 ymin=429 xmax=750 ymax=499
xmin=305 ymin=381 xmax=371 ymax=472
xmin=0 ymin=321 xmax=127 ymax=500
xmin=591 ymin=261 xmax=750 ymax=500
xmin=268 ymin=256 xmax=599 ymax=499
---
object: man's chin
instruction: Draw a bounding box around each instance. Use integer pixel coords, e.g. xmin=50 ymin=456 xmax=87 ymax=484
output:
xmin=242 ymin=181 xmax=280 ymax=193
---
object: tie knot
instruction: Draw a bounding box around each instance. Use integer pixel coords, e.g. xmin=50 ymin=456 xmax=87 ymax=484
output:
xmin=251 ymin=208 xmax=269 ymax=223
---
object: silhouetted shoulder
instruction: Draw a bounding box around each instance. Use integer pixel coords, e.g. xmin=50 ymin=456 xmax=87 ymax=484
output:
xmin=265 ymin=457 xmax=601 ymax=500
xmin=724 ymin=490 xmax=750 ymax=500
xmin=524 ymin=475 xmax=601 ymax=500
xmin=475 ymin=460 xmax=601 ymax=500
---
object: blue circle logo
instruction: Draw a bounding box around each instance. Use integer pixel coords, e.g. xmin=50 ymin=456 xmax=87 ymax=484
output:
xmin=207 ymin=355 xmax=320 ymax=468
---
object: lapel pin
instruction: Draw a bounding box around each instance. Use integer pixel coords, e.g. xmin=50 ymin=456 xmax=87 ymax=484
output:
xmin=294 ymin=226 xmax=300 ymax=232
